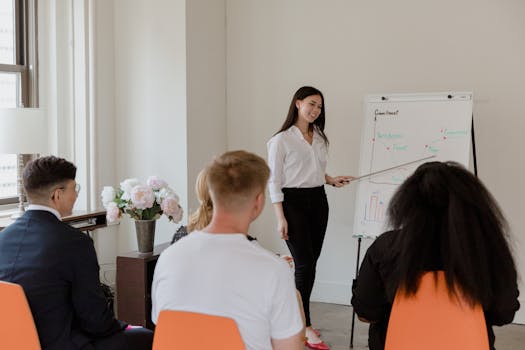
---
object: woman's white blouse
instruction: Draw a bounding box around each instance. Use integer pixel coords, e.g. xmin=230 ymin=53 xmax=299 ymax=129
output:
xmin=267 ymin=125 xmax=328 ymax=203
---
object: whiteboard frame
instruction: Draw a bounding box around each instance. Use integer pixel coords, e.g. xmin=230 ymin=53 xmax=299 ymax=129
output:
xmin=353 ymin=91 xmax=474 ymax=238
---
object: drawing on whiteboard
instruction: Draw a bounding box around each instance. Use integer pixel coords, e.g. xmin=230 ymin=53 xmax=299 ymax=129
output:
xmin=364 ymin=191 xmax=386 ymax=223
xmin=353 ymin=93 xmax=473 ymax=238
xmin=355 ymin=185 xmax=397 ymax=236
xmin=368 ymin=116 xmax=469 ymax=186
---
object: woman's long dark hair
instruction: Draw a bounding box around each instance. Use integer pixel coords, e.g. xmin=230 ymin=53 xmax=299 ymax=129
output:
xmin=387 ymin=161 xmax=517 ymax=308
xmin=276 ymin=86 xmax=329 ymax=146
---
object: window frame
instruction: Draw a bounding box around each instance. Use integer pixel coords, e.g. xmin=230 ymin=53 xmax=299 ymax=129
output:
xmin=0 ymin=0 xmax=38 ymax=205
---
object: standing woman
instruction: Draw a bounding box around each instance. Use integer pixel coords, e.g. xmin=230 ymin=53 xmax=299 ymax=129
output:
xmin=267 ymin=86 xmax=353 ymax=350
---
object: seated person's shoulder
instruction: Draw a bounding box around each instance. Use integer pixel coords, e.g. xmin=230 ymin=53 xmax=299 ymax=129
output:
xmin=170 ymin=225 xmax=188 ymax=244
xmin=27 ymin=212 xmax=93 ymax=244
xmin=61 ymin=222 xmax=92 ymax=239
xmin=371 ymin=230 xmax=398 ymax=250
xmin=56 ymin=223 xmax=95 ymax=250
xmin=245 ymin=242 xmax=291 ymax=270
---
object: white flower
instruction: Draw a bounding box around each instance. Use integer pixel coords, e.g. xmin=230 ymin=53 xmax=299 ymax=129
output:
xmin=130 ymin=185 xmax=155 ymax=210
xmin=156 ymin=187 xmax=179 ymax=202
xmin=120 ymin=178 xmax=140 ymax=200
xmin=100 ymin=186 xmax=116 ymax=209
xmin=106 ymin=202 xmax=121 ymax=223
xmin=146 ymin=176 xmax=167 ymax=190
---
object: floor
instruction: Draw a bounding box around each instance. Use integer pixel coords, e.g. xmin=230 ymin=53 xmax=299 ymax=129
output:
xmin=308 ymin=302 xmax=525 ymax=350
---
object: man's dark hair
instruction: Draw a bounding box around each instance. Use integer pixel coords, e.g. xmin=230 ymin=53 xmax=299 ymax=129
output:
xmin=23 ymin=156 xmax=77 ymax=202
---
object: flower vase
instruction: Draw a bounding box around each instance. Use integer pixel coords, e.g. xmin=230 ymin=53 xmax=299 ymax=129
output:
xmin=134 ymin=219 xmax=156 ymax=253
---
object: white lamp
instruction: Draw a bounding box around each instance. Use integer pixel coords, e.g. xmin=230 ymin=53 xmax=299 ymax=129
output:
xmin=0 ymin=108 xmax=48 ymax=218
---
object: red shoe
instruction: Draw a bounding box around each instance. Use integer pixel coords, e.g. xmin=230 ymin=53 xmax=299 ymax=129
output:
xmin=305 ymin=340 xmax=330 ymax=350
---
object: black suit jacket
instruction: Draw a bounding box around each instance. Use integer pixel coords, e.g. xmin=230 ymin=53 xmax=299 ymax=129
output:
xmin=0 ymin=210 xmax=126 ymax=350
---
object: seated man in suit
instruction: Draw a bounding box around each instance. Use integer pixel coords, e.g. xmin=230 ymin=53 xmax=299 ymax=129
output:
xmin=152 ymin=150 xmax=304 ymax=350
xmin=0 ymin=156 xmax=153 ymax=350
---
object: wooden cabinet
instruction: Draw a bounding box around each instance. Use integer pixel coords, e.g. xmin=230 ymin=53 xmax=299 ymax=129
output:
xmin=116 ymin=242 xmax=170 ymax=330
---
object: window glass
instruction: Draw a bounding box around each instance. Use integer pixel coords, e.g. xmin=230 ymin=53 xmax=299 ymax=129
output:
xmin=0 ymin=72 xmax=19 ymax=107
xmin=0 ymin=154 xmax=16 ymax=199
xmin=0 ymin=0 xmax=32 ymax=203
xmin=0 ymin=0 xmax=15 ymax=65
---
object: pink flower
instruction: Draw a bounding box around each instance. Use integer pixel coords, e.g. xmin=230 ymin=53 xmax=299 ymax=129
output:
xmin=131 ymin=185 xmax=155 ymax=210
xmin=106 ymin=202 xmax=121 ymax=223
xmin=147 ymin=176 xmax=167 ymax=190
xmin=161 ymin=196 xmax=183 ymax=223
xmin=171 ymin=206 xmax=183 ymax=223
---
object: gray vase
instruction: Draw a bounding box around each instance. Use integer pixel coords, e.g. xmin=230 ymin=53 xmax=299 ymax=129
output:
xmin=134 ymin=219 xmax=156 ymax=253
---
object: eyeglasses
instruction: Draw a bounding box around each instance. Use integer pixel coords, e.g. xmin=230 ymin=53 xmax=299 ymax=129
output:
xmin=56 ymin=183 xmax=81 ymax=194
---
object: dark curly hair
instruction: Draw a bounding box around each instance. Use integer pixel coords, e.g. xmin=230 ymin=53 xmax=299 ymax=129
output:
xmin=387 ymin=161 xmax=517 ymax=309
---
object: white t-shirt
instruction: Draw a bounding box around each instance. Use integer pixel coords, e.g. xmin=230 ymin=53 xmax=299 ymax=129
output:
xmin=151 ymin=231 xmax=303 ymax=350
xmin=267 ymin=125 xmax=328 ymax=203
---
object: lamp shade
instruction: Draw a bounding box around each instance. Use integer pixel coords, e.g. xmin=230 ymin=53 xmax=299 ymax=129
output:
xmin=0 ymin=108 xmax=48 ymax=154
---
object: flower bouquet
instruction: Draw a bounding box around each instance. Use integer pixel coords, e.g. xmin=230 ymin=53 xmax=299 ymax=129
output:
xmin=101 ymin=176 xmax=183 ymax=252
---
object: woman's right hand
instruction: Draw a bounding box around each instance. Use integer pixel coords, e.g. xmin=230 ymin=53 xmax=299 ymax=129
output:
xmin=277 ymin=216 xmax=289 ymax=240
xmin=273 ymin=202 xmax=289 ymax=240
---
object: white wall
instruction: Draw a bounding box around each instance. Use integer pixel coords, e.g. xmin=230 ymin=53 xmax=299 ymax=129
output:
xmin=39 ymin=0 xmax=227 ymax=286
xmin=186 ymin=0 xmax=227 ymax=213
xmin=38 ymin=0 xmax=75 ymax=160
xmin=226 ymin=0 xmax=525 ymax=323
xmin=91 ymin=0 xmax=118 ymax=284
xmin=110 ymin=0 xmax=227 ymax=249
xmin=37 ymin=0 xmax=524 ymax=324
xmin=113 ymin=0 xmax=188 ymax=251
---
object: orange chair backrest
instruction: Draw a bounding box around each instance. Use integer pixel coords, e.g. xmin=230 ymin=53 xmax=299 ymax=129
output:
xmin=0 ymin=281 xmax=41 ymax=349
xmin=385 ymin=271 xmax=489 ymax=350
xmin=152 ymin=310 xmax=245 ymax=350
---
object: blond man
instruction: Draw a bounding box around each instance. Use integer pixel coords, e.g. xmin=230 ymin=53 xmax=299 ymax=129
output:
xmin=152 ymin=150 xmax=303 ymax=350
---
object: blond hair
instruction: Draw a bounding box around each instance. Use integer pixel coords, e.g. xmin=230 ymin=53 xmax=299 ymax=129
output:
xmin=187 ymin=168 xmax=213 ymax=232
xmin=207 ymin=150 xmax=270 ymax=211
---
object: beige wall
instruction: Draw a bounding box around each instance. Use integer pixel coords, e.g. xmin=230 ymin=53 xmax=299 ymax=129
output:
xmin=226 ymin=0 xmax=525 ymax=322
xmin=38 ymin=0 xmax=523 ymax=323
xmin=113 ymin=0 xmax=189 ymax=251
xmin=111 ymin=0 xmax=228 ymax=251
xmin=186 ymin=0 xmax=227 ymax=214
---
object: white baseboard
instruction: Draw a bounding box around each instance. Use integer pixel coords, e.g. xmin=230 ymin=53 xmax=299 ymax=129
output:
xmin=310 ymin=280 xmax=351 ymax=305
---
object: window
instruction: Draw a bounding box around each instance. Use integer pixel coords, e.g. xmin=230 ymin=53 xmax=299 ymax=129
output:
xmin=0 ymin=0 xmax=37 ymax=205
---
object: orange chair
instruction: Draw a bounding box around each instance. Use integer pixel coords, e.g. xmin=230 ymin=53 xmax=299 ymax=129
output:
xmin=152 ymin=310 xmax=245 ymax=350
xmin=0 ymin=281 xmax=41 ymax=349
xmin=385 ymin=271 xmax=489 ymax=350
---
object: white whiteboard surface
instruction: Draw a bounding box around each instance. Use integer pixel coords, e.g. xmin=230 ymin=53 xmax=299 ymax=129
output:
xmin=353 ymin=92 xmax=473 ymax=238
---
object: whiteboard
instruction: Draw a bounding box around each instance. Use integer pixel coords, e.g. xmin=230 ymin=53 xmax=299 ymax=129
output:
xmin=353 ymin=92 xmax=473 ymax=238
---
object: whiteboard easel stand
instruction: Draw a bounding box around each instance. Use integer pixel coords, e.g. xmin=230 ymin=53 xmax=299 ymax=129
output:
xmin=349 ymin=235 xmax=362 ymax=348
xmin=471 ymin=115 xmax=478 ymax=177
xmin=348 ymin=114 xmax=478 ymax=348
